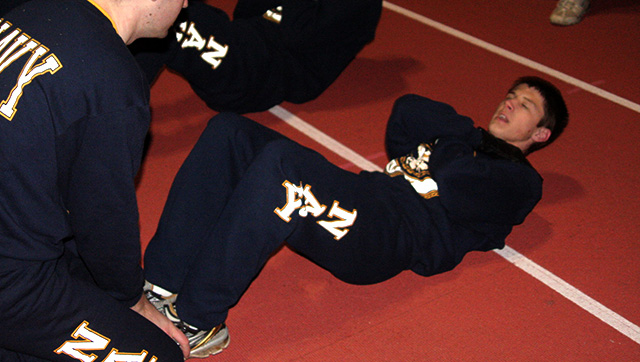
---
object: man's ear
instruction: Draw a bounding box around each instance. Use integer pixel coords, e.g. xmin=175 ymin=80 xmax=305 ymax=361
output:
xmin=532 ymin=127 xmax=551 ymax=143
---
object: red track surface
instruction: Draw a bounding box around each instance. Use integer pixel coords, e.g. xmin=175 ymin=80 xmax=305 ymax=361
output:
xmin=138 ymin=0 xmax=640 ymax=360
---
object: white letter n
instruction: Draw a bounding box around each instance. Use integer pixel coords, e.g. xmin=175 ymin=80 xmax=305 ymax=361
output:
xmin=54 ymin=321 xmax=110 ymax=362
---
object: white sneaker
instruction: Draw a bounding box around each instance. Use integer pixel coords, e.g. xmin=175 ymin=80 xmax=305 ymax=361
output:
xmin=550 ymin=0 xmax=590 ymax=26
xmin=143 ymin=280 xmax=177 ymax=314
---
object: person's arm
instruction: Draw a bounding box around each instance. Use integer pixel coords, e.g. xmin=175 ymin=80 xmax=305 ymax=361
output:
xmin=429 ymin=135 xmax=542 ymax=226
xmin=65 ymin=107 xmax=150 ymax=306
xmin=385 ymin=94 xmax=477 ymax=160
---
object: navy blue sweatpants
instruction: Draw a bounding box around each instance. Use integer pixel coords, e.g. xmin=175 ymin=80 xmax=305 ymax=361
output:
xmin=0 ymin=247 xmax=183 ymax=362
xmin=140 ymin=0 xmax=382 ymax=113
xmin=144 ymin=114 xmax=417 ymax=329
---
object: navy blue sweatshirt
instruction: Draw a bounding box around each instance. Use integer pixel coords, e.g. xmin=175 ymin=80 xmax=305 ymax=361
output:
xmin=383 ymin=94 xmax=542 ymax=276
xmin=0 ymin=0 xmax=149 ymax=306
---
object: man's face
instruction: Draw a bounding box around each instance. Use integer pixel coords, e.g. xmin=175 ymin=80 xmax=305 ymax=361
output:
xmin=488 ymin=84 xmax=549 ymax=152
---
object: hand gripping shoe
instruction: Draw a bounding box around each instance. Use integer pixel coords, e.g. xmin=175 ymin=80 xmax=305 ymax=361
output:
xmin=144 ymin=281 xmax=230 ymax=358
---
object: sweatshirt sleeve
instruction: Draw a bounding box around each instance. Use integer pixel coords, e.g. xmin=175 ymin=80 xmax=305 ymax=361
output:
xmin=428 ymin=135 xmax=543 ymax=226
xmin=64 ymin=107 xmax=149 ymax=306
xmin=385 ymin=94 xmax=477 ymax=160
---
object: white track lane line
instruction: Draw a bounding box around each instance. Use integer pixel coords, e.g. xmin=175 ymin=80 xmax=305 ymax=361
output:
xmin=269 ymin=105 xmax=640 ymax=344
xmin=382 ymin=1 xmax=640 ymax=114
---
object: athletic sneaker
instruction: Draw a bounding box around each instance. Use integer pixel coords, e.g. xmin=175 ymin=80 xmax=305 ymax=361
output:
xmin=143 ymin=281 xmax=230 ymax=358
xmin=181 ymin=323 xmax=230 ymax=359
xmin=550 ymin=0 xmax=590 ymax=26
xmin=144 ymin=280 xmax=177 ymax=314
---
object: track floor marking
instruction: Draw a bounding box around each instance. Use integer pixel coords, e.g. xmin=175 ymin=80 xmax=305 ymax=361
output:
xmin=496 ymin=246 xmax=640 ymax=343
xmin=382 ymin=1 xmax=640 ymax=114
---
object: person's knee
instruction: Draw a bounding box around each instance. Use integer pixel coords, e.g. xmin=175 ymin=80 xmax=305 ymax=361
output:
xmin=197 ymin=113 xmax=257 ymax=149
xmin=393 ymin=93 xmax=422 ymax=110
xmin=204 ymin=112 xmax=251 ymax=135
xmin=260 ymin=139 xmax=304 ymax=162
xmin=256 ymin=139 xmax=324 ymax=181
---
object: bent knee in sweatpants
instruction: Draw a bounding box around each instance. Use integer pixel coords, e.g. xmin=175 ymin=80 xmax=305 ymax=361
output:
xmin=256 ymin=138 xmax=316 ymax=167
xmin=204 ymin=112 xmax=254 ymax=135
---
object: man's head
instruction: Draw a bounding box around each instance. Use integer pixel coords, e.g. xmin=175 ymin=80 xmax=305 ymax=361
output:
xmin=488 ymin=76 xmax=568 ymax=155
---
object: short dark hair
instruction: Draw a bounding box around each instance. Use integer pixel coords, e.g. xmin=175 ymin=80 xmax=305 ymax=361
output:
xmin=510 ymin=76 xmax=569 ymax=154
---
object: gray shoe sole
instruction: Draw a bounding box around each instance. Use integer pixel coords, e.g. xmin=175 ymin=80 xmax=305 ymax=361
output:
xmin=189 ymin=325 xmax=230 ymax=359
